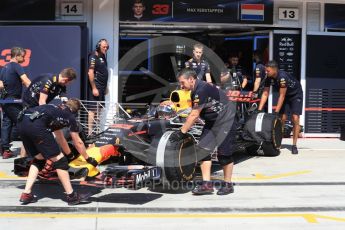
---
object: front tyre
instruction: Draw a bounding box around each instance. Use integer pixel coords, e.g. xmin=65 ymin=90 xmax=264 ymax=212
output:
xmin=154 ymin=131 xmax=197 ymax=185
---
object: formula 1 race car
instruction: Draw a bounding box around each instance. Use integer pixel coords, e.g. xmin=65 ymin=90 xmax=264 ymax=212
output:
xmin=14 ymin=89 xmax=283 ymax=189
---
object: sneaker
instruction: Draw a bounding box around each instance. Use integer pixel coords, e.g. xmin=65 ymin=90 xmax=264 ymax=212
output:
xmin=2 ymin=150 xmax=14 ymax=159
xmin=192 ymin=181 xmax=214 ymax=195
xmin=291 ymin=145 xmax=299 ymax=155
xmin=19 ymin=193 xmax=37 ymax=205
xmin=66 ymin=191 xmax=92 ymax=205
xmin=217 ymin=182 xmax=234 ymax=195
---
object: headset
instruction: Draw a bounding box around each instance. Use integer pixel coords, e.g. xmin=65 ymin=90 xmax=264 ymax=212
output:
xmin=96 ymin=38 xmax=109 ymax=51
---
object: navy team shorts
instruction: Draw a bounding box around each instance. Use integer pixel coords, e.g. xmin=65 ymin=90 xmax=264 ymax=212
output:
xmin=18 ymin=117 xmax=60 ymax=159
xmin=280 ymin=94 xmax=303 ymax=115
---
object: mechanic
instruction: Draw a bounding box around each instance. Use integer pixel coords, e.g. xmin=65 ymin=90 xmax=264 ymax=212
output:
xmin=22 ymin=68 xmax=77 ymax=108
xmin=252 ymin=49 xmax=266 ymax=98
xmin=0 ymin=47 xmax=31 ymax=159
xmin=221 ymin=52 xmax=248 ymax=90
xmin=171 ymin=68 xmax=237 ymax=195
xmin=258 ymin=60 xmax=303 ymax=155
xmin=18 ymin=98 xmax=98 ymax=205
xmin=20 ymin=68 xmax=77 ymax=159
xmin=185 ymin=43 xmax=212 ymax=83
xmin=87 ymin=38 xmax=109 ymax=135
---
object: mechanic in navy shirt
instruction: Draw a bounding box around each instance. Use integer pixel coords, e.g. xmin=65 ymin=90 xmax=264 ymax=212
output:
xmin=22 ymin=68 xmax=77 ymax=108
xmin=0 ymin=47 xmax=31 ymax=159
xmin=88 ymin=38 xmax=109 ymax=135
xmin=171 ymin=69 xmax=237 ymax=195
xmin=0 ymin=47 xmax=31 ymax=120
xmin=17 ymin=98 xmax=97 ymax=205
xmin=258 ymin=60 xmax=303 ymax=155
xmin=185 ymin=43 xmax=212 ymax=83
xmin=252 ymin=49 xmax=266 ymax=97
xmin=221 ymin=53 xmax=248 ymax=90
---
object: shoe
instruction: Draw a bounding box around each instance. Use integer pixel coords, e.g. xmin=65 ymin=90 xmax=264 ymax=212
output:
xmin=19 ymin=193 xmax=37 ymax=205
xmin=66 ymin=191 xmax=92 ymax=205
xmin=217 ymin=182 xmax=234 ymax=195
xmin=2 ymin=150 xmax=14 ymax=159
xmin=192 ymin=181 xmax=214 ymax=195
xmin=291 ymin=145 xmax=299 ymax=155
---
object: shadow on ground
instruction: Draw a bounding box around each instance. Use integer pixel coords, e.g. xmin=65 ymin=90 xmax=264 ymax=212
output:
xmin=89 ymin=192 xmax=162 ymax=204
xmin=17 ymin=182 xmax=102 ymax=203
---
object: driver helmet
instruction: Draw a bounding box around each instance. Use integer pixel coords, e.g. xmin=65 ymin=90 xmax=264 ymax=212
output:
xmin=156 ymin=104 xmax=176 ymax=119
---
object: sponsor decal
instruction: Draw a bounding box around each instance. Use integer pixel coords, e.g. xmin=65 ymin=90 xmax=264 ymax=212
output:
xmin=135 ymin=167 xmax=160 ymax=185
xmin=226 ymin=90 xmax=255 ymax=103
xmin=279 ymin=78 xmax=287 ymax=88
xmin=99 ymin=136 xmax=115 ymax=141
xmin=255 ymin=112 xmax=265 ymax=132
xmin=110 ymin=124 xmax=134 ymax=129
xmin=255 ymin=67 xmax=261 ymax=77
xmin=128 ymin=130 xmax=147 ymax=136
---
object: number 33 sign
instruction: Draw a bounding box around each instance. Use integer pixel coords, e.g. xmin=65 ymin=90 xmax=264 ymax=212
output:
xmin=152 ymin=4 xmax=170 ymax=15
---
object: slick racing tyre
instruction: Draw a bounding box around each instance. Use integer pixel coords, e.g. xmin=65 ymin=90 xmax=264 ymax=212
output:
xmin=243 ymin=113 xmax=283 ymax=156
xmin=148 ymin=131 xmax=197 ymax=185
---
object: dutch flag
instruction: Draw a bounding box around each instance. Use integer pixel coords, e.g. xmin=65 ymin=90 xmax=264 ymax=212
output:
xmin=241 ymin=4 xmax=265 ymax=21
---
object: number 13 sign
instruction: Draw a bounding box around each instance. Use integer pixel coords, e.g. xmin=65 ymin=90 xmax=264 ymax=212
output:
xmin=279 ymin=8 xmax=299 ymax=21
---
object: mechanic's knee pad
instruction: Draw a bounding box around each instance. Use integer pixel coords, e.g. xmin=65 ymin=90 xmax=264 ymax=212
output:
xmin=32 ymin=159 xmax=46 ymax=171
xmin=53 ymin=156 xmax=69 ymax=170
xmin=217 ymin=155 xmax=234 ymax=167
xmin=196 ymin=146 xmax=212 ymax=161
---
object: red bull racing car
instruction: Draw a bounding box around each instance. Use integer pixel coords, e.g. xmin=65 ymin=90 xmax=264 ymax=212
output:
xmin=14 ymin=89 xmax=283 ymax=190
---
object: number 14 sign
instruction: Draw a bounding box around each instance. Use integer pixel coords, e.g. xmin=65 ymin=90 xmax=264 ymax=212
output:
xmin=61 ymin=2 xmax=83 ymax=16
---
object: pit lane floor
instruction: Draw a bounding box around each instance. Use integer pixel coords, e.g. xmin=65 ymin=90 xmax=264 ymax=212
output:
xmin=0 ymin=138 xmax=345 ymax=230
